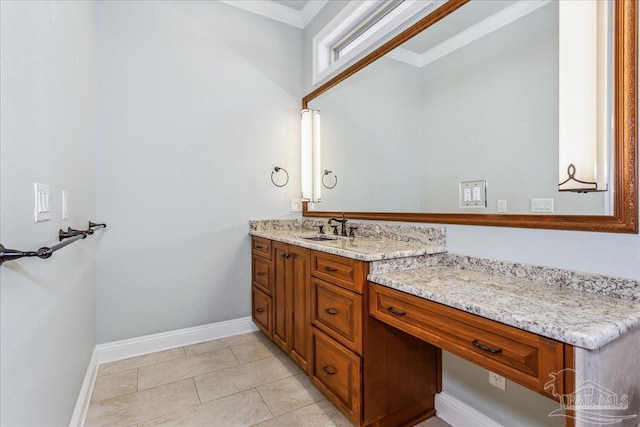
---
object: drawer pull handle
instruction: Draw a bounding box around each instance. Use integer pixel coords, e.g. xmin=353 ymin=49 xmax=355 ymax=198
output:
xmin=324 ymin=266 xmax=338 ymax=272
xmin=322 ymin=365 xmax=337 ymax=375
xmin=256 ymin=307 xmax=265 ymax=313
xmin=255 ymin=245 xmax=264 ymax=249
xmin=324 ymin=308 xmax=339 ymax=315
xmin=282 ymin=253 xmax=291 ymax=259
xmin=387 ymin=307 xmax=406 ymax=316
xmin=256 ymin=272 xmax=266 ymax=276
xmin=472 ymin=339 xmax=502 ymax=354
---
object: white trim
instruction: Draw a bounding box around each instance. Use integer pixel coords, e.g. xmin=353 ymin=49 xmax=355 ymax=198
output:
xmin=220 ymin=0 xmax=328 ymax=29
xmin=96 ymin=316 xmax=258 ymax=364
xmin=435 ymin=392 xmax=503 ymax=427
xmin=389 ymin=0 xmax=552 ymax=68
xmin=301 ymin=0 xmax=329 ymax=28
xmin=69 ymin=348 xmax=99 ymax=427
xmin=312 ymin=0 xmax=442 ymax=86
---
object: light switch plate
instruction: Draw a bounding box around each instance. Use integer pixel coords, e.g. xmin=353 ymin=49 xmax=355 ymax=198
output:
xmin=531 ymin=198 xmax=554 ymax=213
xmin=459 ymin=180 xmax=487 ymax=208
xmin=62 ymin=190 xmax=68 ymax=220
xmin=34 ymin=183 xmax=51 ymax=222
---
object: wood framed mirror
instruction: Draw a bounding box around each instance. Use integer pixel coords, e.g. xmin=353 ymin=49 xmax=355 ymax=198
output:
xmin=302 ymin=0 xmax=637 ymax=233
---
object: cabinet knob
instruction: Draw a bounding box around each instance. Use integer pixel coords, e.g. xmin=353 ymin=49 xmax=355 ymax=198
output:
xmin=256 ymin=307 xmax=265 ymax=313
xmin=322 ymin=365 xmax=337 ymax=375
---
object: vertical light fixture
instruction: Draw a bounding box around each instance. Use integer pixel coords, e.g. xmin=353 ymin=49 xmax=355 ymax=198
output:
xmin=558 ymin=0 xmax=609 ymax=192
xmin=301 ymin=109 xmax=322 ymax=202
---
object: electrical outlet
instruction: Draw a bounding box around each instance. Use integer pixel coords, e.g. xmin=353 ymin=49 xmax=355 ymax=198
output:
xmin=497 ymin=199 xmax=507 ymax=213
xmin=489 ymin=371 xmax=506 ymax=390
xmin=290 ymin=199 xmax=301 ymax=212
xmin=459 ymin=180 xmax=487 ymax=208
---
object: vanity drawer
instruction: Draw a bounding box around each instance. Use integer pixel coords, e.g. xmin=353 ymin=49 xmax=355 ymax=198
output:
xmin=252 ymin=237 xmax=272 ymax=259
xmin=252 ymin=255 xmax=271 ymax=294
xmin=311 ymin=251 xmax=365 ymax=294
xmin=252 ymin=287 xmax=272 ymax=337
xmin=311 ymin=278 xmax=363 ymax=355
xmin=369 ymin=283 xmax=565 ymax=398
xmin=311 ymin=328 xmax=361 ymax=424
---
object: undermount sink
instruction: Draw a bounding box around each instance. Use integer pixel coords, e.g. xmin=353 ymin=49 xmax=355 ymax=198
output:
xmin=301 ymin=235 xmax=337 ymax=242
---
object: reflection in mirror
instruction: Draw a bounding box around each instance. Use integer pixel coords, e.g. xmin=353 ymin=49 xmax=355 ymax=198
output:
xmin=308 ymin=1 xmax=612 ymax=215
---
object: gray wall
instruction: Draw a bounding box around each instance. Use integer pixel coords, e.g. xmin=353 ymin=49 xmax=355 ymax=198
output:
xmin=303 ymin=3 xmax=640 ymax=426
xmin=95 ymin=1 xmax=304 ymax=343
xmin=308 ymin=57 xmax=423 ymax=212
xmin=420 ymin=2 xmax=606 ymax=214
xmin=0 ymin=1 xmax=97 ymax=425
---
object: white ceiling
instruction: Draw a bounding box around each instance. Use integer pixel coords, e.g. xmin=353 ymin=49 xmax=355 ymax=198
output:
xmin=220 ymin=0 xmax=328 ymax=29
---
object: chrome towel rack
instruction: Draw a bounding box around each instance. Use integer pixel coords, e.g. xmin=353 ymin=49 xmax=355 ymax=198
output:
xmin=0 ymin=221 xmax=106 ymax=265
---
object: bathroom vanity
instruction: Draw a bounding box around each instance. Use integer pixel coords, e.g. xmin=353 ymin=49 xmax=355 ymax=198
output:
xmin=249 ymin=220 xmax=640 ymax=427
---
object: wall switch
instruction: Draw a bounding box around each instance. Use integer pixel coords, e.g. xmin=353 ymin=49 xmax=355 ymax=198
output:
xmin=34 ymin=183 xmax=51 ymax=222
xmin=489 ymin=371 xmax=506 ymax=390
xmin=62 ymin=190 xmax=68 ymax=220
xmin=290 ymin=199 xmax=301 ymax=212
xmin=459 ymin=180 xmax=487 ymax=208
xmin=531 ymin=198 xmax=554 ymax=213
xmin=497 ymin=199 xmax=507 ymax=213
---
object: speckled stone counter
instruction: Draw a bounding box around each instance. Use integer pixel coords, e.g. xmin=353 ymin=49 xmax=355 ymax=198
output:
xmin=249 ymin=229 xmax=447 ymax=261
xmin=368 ymin=266 xmax=640 ymax=350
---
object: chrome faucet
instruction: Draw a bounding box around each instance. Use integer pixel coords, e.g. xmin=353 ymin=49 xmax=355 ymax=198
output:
xmin=328 ymin=215 xmax=348 ymax=237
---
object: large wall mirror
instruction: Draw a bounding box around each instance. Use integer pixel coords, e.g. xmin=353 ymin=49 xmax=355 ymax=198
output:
xmin=302 ymin=0 xmax=637 ymax=233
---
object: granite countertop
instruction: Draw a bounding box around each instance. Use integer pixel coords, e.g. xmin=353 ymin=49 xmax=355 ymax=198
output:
xmin=249 ymin=229 xmax=447 ymax=261
xmin=368 ymin=266 xmax=640 ymax=350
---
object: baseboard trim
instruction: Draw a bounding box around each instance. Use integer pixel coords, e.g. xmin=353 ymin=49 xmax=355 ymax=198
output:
xmin=96 ymin=316 xmax=259 ymax=364
xmin=70 ymin=317 xmax=258 ymax=426
xmin=435 ymin=391 xmax=503 ymax=427
xmin=69 ymin=348 xmax=98 ymax=427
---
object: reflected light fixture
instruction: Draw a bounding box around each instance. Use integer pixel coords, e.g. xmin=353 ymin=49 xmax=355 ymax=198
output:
xmin=301 ymin=109 xmax=322 ymax=202
xmin=558 ymin=0 xmax=609 ymax=193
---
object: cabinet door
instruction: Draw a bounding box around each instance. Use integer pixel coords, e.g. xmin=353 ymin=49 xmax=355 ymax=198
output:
xmin=289 ymin=245 xmax=310 ymax=372
xmin=272 ymin=241 xmax=290 ymax=352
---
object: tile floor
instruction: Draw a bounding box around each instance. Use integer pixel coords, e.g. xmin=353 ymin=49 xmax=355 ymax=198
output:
xmin=86 ymin=332 xmax=450 ymax=426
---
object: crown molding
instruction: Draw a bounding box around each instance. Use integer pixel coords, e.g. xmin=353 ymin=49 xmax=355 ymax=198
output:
xmin=390 ymin=0 xmax=552 ymax=68
xmin=220 ymin=0 xmax=328 ymax=29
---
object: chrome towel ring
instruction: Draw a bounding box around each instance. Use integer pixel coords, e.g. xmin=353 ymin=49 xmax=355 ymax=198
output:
xmin=322 ymin=170 xmax=337 ymax=189
xmin=271 ymin=166 xmax=289 ymax=187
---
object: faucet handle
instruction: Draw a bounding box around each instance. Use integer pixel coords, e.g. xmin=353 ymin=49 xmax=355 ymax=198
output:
xmin=330 ymin=225 xmax=339 ymax=235
xmin=315 ymin=225 xmax=325 ymax=235
xmin=348 ymin=226 xmax=358 ymax=237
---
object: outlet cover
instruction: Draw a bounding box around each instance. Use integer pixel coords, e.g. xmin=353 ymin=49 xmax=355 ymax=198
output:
xmin=34 ymin=183 xmax=51 ymax=222
xmin=290 ymin=199 xmax=301 ymax=212
xmin=489 ymin=371 xmax=506 ymax=390
xmin=459 ymin=180 xmax=487 ymax=208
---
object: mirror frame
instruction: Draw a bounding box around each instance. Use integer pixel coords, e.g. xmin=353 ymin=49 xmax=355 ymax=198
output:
xmin=302 ymin=0 xmax=637 ymax=233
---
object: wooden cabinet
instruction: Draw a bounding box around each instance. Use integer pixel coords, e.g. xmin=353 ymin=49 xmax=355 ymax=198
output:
xmin=370 ymin=282 xmax=571 ymax=400
xmin=251 ymin=238 xmax=439 ymax=426
xmin=251 ymin=237 xmax=273 ymax=337
xmin=272 ymin=241 xmax=311 ymax=372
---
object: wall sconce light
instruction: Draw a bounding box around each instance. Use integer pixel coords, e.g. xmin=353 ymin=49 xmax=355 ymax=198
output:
xmin=301 ymin=109 xmax=322 ymax=202
xmin=558 ymin=0 xmax=609 ymax=193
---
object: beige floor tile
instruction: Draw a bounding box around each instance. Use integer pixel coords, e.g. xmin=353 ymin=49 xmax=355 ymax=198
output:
xmin=138 ymin=347 xmax=239 ymax=390
xmin=414 ymin=416 xmax=451 ymax=427
xmin=257 ymin=373 xmax=325 ymax=416
xmin=230 ymin=338 xmax=281 ymax=364
xmin=184 ymin=332 xmax=261 ymax=356
xmin=91 ymin=368 xmax=138 ymax=403
xmin=139 ymin=388 xmax=273 ymax=427
xmin=98 ymin=348 xmax=186 ymax=377
xmin=254 ymin=399 xmax=352 ymax=427
xmin=195 ymin=354 xmax=302 ymax=403
xmin=85 ymin=378 xmax=199 ymax=426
